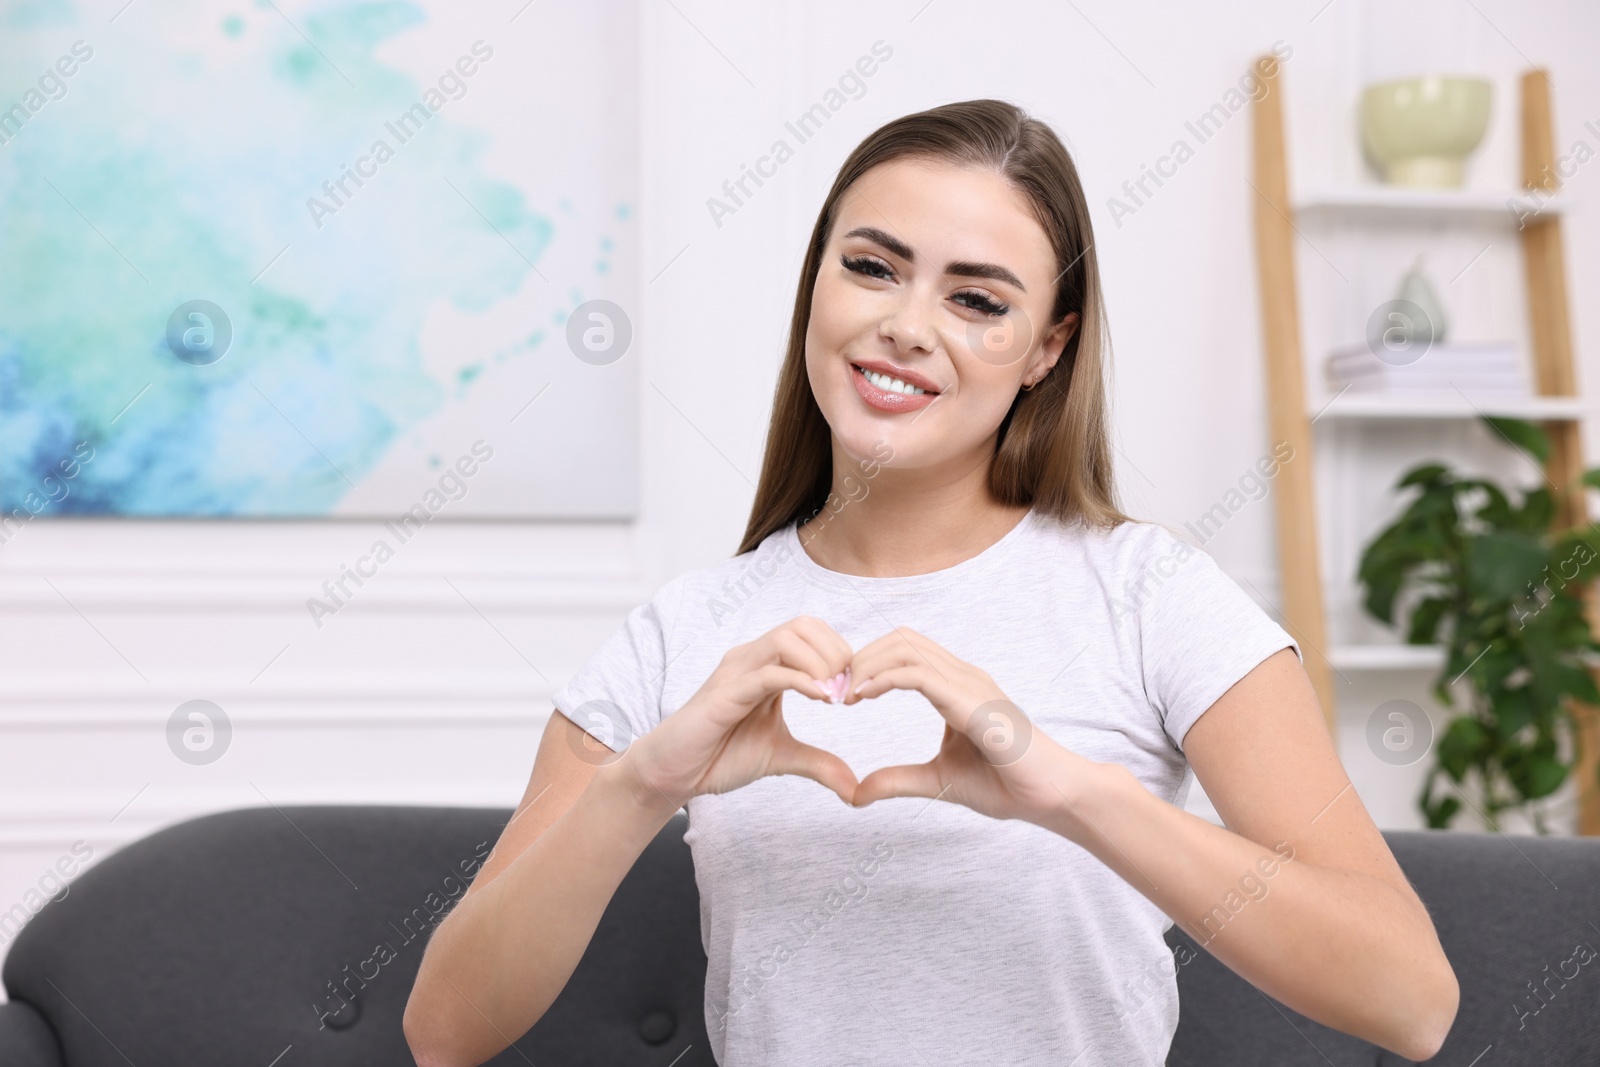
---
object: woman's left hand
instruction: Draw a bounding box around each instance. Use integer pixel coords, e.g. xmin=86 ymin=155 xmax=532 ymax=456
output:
xmin=844 ymin=627 xmax=1108 ymax=827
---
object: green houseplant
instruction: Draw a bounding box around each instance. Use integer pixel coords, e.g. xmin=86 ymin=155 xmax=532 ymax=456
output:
xmin=1357 ymin=416 xmax=1600 ymax=832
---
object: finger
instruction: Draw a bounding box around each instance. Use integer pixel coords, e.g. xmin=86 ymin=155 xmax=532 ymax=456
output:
xmin=724 ymin=663 xmax=830 ymax=709
xmin=844 ymin=646 xmax=904 ymax=704
xmin=847 ymin=631 xmax=957 ymax=703
xmin=852 ymin=760 xmax=946 ymax=807
xmin=845 ymin=648 xmax=918 ymax=699
xmin=738 ymin=618 xmax=845 ymax=687
xmin=844 ymin=668 xmax=934 ymax=710
xmin=763 ymin=627 xmax=834 ymax=683
xmin=781 ymin=616 xmax=855 ymax=704
xmin=785 ymin=615 xmax=854 ymax=674
xmin=769 ymin=737 xmax=860 ymax=806
xmin=851 ymin=665 xmax=973 ymax=742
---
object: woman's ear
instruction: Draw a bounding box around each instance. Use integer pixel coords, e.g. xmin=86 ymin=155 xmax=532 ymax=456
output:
xmin=1049 ymin=312 xmax=1080 ymax=358
xmin=1028 ymin=311 xmax=1080 ymax=382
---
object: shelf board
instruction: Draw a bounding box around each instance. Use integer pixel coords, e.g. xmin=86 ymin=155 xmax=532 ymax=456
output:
xmin=1309 ymin=392 xmax=1588 ymax=421
xmin=1329 ymin=644 xmax=1445 ymax=671
xmin=1294 ymin=185 xmax=1570 ymax=222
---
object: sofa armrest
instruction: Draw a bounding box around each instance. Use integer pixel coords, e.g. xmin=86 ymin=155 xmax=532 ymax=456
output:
xmin=0 ymin=1000 xmax=65 ymax=1067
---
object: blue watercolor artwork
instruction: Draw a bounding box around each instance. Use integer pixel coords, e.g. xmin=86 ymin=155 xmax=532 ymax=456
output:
xmin=0 ymin=0 xmax=640 ymax=518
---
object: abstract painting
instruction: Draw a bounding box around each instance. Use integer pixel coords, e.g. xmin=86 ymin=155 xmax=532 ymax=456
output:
xmin=0 ymin=0 xmax=639 ymax=518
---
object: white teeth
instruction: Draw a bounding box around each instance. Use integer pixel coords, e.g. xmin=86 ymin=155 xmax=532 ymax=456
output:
xmin=857 ymin=366 xmax=925 ymax=395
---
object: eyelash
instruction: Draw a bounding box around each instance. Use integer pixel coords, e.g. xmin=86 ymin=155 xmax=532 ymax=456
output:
xmin=839 ymin=253 xmax=1011 ymax=317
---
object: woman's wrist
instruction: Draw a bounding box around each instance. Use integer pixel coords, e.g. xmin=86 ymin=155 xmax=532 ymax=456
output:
xmin=591 ymin=745 xmax=690 ymax=827
xmin=1028 ymin=745 xmax=1142 ymax=847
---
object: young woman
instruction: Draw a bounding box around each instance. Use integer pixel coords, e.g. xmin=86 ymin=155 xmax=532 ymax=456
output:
xmin=405 ymin=99 xmax=1458 ymax=1067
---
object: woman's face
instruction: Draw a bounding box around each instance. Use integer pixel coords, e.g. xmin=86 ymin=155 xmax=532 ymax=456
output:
xmin=805 ymin=156 xmax=1078 ymax=476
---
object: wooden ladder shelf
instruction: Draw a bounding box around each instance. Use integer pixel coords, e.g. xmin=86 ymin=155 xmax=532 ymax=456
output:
xmin=1250 ymin=58 xmax=1599 ymax=836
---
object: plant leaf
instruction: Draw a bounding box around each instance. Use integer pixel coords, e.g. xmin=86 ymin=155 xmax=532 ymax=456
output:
xmin=1491 ymin=687 xmax=1536 ymax=737
xmin=1515 ymin=488 xmax=1557 ymax=534
xmin=1462 ymin=479 xmax=1515 ymax=527
xmin=1407 ymin=597 xmax=1452 ymax=645
xmin=1552 ymin=530 xmax=1600 ymax=581
xmin=1438 ymin=717 xmax=1487 ymax=781
xmin=1481 ymin=416 xmax=1551 ymax=464
xmin=1425 ymin=794 xmax=1462 ymax=828
xmin=1506 ymin=745 xmax=1567 ymax=800
xmin=1464 ymin=531 xmax=1549 ymax=602
xmin=1398 ymin=463 xmax=1451 ymax=490
xmin=1556 ymin=662 xmax=1600 ymax=705
xmin=1528 ymin=758 xmax=1567 ymax=798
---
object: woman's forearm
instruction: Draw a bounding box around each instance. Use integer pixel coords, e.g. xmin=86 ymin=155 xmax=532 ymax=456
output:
xmin=404 ymin=761 xmax=683 ymax=1067
xmin=1039 ymin=762 xmax=1457 ymax=1062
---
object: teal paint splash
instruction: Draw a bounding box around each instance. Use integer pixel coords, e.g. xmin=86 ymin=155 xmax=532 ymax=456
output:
xmin=0 ymin=0 xmax=556 ymax=516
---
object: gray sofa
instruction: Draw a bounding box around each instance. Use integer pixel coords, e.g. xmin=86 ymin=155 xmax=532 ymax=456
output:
xmin=1 ymin=804 xmax=1596 ymax=1065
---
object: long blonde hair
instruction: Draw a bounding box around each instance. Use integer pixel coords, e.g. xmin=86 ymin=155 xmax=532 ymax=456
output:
xmin=736 ymin=98 xmax=1127 ymax=554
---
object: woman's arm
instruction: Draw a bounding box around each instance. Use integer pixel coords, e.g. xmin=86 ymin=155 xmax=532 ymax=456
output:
xmin=1038 ymin=648 xmax=1459 ymax=1062
xmin=848 ymin=632 xmax=1458 ymax=1062
xmin=405 ymin=615 xmax=859 ymax=1067
xmin=404 ymin=713 xmax=683 ymax=1067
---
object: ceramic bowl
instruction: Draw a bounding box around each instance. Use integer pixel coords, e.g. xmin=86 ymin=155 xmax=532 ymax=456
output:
xmin=1360 ymin=75 xmax=1493 ymax=187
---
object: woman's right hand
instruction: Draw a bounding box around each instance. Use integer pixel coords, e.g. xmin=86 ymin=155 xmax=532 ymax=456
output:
xmin=619 ymin=615 xmax=859 ymax=810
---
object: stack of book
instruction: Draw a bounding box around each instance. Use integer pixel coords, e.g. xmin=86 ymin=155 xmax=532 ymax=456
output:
xmin=1325 ymin=340 xmax=1528 ymax=394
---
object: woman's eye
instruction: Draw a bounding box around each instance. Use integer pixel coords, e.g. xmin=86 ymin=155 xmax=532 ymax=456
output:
xmin=841 ymin=253 xmax=892 ymax=279
xmin=955 ymin=290 xmax=1009 ymax=317
xmin=841 ymin=254 xmax=1009 ymax=316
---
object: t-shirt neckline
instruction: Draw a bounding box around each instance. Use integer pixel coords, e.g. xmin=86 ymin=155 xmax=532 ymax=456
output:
xmin=779 ymin=507 xmax=1041 ymax=593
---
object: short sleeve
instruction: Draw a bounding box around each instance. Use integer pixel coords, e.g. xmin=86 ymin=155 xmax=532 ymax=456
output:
xmin=1133 ymin=527 xmax=1301 ymax=753
xmin=550 ymin=577 xmax=685 ymax=754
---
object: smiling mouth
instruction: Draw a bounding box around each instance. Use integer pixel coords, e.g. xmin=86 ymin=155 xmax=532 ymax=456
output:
xmin=849 ymin=362 xmax=940 ymax=413
xmin=851 ymin=363 xmax=935 ymax=396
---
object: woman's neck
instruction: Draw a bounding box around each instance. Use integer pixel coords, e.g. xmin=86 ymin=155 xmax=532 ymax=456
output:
xmin=795 ymin=447 xmax=1030 ymax=578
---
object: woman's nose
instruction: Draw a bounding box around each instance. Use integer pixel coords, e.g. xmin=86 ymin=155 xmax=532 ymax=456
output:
xmin=877 ymin=289 xmax=938 ymax=355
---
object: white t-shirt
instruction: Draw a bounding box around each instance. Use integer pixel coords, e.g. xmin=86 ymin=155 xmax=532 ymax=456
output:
xmin=551 ymin=509 xmax=1299 ymax=1066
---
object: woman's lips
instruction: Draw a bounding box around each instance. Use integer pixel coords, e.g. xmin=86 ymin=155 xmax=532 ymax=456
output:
xmin=850 ymin=363 xmax=937 ymax=413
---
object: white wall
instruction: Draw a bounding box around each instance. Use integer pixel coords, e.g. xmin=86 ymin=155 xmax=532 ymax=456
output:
xmin=5 ymin=0 xmax=1599 ymax=984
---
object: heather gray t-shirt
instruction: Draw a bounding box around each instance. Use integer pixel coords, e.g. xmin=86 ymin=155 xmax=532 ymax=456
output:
xmin=551 ymin=510 xmax=1299 ymax=1066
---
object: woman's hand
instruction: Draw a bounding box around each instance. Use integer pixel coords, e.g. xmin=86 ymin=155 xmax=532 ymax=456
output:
xmin=845 ymin=627 xmax=1104 ymax=827
xmin=621 ymin=615 xmax=860 ymax=810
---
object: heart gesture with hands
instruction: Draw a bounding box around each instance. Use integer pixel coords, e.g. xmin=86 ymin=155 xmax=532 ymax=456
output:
xmin=622 ymin=615 xmax=862 ymax=812
xmin=621 ymin=615 xmax=1105 ymax=835
xmin=843 ymin=627 xmax=1099 ymax=829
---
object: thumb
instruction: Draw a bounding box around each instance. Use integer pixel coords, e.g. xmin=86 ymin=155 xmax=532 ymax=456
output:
xmin=768 ymin=737 xmax=860 ymax=806
xmin=852 ymin=760 xmax=946 ymax=808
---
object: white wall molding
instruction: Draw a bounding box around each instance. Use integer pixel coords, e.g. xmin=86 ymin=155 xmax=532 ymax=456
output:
xmin=3 ymin=672 xmax=556 ymax=704
xmin=0 ymin=572 xmax=654 ymax=613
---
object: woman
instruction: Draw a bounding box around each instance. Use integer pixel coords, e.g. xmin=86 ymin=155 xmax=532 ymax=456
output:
xmin=404 ymin=99 xmax=1458 ymax=1067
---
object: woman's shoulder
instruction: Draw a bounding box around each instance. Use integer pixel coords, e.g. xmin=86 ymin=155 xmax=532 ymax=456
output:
xmin=1028 ymin=511 xmax=1201 ymax=573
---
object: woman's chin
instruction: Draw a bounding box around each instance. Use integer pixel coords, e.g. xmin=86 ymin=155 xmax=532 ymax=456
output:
xmin=841 ymin=432 xmax=939 ymax=481
xmin=831 ymin=422 xmax=898 ymax=460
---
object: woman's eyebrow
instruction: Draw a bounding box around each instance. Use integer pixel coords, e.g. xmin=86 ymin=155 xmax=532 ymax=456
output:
xmin=842 ymin=225 xmax=1027 ymax=292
